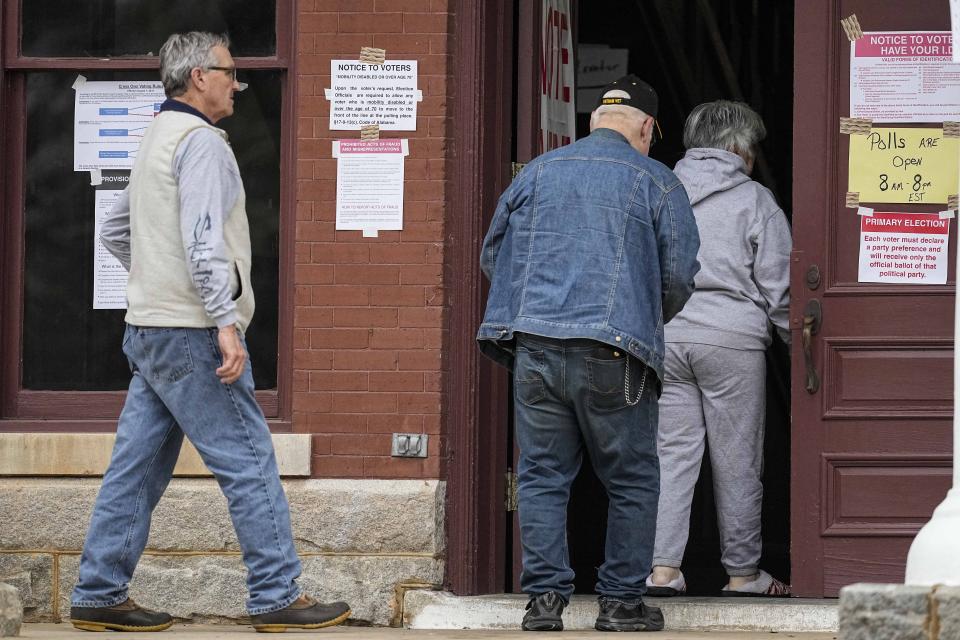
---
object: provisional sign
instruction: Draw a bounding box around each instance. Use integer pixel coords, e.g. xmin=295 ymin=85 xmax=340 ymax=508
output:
xmin=850 ymin=31 xmax=960 ymax=123
xmin=333 ymin=139 xmax=409 ymax=235
xmin=327 ymin=60 xmax=420 ymax=131
xmin=848 ymin=128 xmax=958 ymax=204
xmin=93 ymin=171 xmax=131 ymax=309
xmin=74 ymin=78 xmax=165 ymax=171
xmin=858 ymin=211 xmax=951 ymax=284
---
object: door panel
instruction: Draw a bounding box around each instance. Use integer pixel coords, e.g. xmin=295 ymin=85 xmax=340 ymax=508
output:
xmin=791 ymin=0 xmax=955 ymax=597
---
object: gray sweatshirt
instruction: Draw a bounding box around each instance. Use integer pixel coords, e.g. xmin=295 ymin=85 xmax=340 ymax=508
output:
xmin=665 ymin=148 xmax=791 ymax=349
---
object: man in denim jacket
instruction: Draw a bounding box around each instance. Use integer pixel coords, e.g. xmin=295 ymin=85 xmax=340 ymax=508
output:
xmin=477 ymin=75 xmax=699 ymax=632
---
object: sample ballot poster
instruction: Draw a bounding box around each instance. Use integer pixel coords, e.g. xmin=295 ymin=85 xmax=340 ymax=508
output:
xmin=93 ymin=171 xmax=130 ymax=309
xmin=850 ymin=31 xmax=960 ymax=122
xmin=328 ymin=61 xmax=420 ymax=131
xmin=848 ymin=128 xmax=959 ymax=204
xmin=858 ymin=211 xmax=951 ymax=284
xmin=74 ymin=79 xmax=166 ymax=171
xmin=333 ymin=139 xmax=409 ymax=233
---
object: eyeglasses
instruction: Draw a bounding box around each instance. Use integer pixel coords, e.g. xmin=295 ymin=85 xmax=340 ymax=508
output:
xmin=206 ymin=65 xmax=236 ymax=79
xmin=204 ymin=66 xmax=248 ymax=92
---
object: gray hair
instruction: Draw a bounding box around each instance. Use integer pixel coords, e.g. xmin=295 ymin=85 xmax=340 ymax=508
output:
xmin=590 ymin=104 xmax=650 ymax=130
xmin=682 ymin=100 xmax=766 ymax=157
xmin=159 ymin=32 xmax=230 ymax=98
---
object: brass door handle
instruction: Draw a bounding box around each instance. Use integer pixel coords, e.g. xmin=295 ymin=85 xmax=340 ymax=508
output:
xmin=802 ymin=299 xmax=822 ymax=394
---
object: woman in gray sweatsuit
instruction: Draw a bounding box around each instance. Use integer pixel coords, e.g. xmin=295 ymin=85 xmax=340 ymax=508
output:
xmin=646 ymin=101 xmax=791 ymax=597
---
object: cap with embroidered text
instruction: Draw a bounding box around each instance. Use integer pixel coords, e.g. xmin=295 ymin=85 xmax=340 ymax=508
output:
xmin=596 ymin=74 xmax=658 ymax=117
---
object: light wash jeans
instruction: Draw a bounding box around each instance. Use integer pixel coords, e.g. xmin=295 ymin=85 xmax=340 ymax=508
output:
xmin=71 ymin=325 xmax=303 ymax=615
xmin=514 ymin=333 xmax=660 ymax=603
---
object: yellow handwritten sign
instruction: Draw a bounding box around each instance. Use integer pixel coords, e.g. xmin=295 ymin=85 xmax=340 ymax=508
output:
xmin=848 ymin=128 xmax=958 ymax=204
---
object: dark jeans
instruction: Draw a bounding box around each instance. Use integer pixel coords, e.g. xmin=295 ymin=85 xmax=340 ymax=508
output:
xmin=514 ymin=333 xmax=659 ymax=602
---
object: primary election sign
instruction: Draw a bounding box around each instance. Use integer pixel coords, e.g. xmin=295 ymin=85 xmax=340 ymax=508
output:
xmin=858 ymin=211 xmax=951 ymax=284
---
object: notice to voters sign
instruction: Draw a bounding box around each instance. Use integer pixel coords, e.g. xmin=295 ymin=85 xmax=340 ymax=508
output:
xmin=850 ymin=31 xmax=960 ymax=123
xmin=858 ymin=211 xmax=951 ymax=284
xmin=327 ymin=60 xmax=420 ymax=131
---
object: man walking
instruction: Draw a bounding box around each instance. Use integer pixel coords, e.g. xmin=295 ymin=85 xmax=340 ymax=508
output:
xmin=477 ymin=75 xmax=700 ymax=632
xmin=70 ymin=32 xmax=350 ymax=633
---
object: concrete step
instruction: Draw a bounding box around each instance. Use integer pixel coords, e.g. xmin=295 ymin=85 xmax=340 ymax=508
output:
xmin=403 ymin=590 xmax=838 ymax=633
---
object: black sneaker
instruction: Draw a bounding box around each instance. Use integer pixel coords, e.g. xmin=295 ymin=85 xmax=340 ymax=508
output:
xmin=522 ymin=591 xmax=565 ymax=631
xmin=595 ymin=596 xmax=664 ymax=632
xmin=250 ymin=594 xmax=351 ymax=632
xmin=70 ymin=598 xmax=174 ymax=632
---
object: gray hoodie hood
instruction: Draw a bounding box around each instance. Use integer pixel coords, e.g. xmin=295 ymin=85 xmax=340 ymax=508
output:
xmin=665 ymin=147 xmax=792 ymax=349
xmin=674 ymin=148 xmax=752 ymax=206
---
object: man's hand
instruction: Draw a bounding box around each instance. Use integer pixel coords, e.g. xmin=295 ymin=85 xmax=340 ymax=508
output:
xmin=216 ymin=325 xmax=247 ymax=384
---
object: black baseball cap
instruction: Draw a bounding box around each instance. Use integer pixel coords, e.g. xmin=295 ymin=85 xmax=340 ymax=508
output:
xmin=596 ymin=74 xmax=658 ymax=116
xmin=596 ymin=74 xmax=661 ymax=143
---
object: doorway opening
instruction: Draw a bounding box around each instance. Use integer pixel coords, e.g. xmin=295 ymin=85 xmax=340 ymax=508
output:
xmin=506 ymin=0 xmax=795 ymax=596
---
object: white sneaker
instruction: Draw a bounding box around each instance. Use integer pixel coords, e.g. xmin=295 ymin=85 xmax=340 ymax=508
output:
xmin=645 ymin=570 xmax=687 ymax=597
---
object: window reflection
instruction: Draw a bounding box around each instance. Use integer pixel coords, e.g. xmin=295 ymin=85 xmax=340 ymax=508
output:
xmin=22 ymin=1 xmax=276 ymax=58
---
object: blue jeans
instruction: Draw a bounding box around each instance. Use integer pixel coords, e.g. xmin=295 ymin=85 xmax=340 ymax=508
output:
xmin=71 ymin=325 xmax=302 ymax=615
xmin=514 ymin=333 xmax=659 ymax=602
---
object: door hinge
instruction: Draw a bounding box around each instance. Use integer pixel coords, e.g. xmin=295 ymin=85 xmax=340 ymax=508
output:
xmin=505 ymin=470 xmax=518 ymax=512
xmin=511 ymin=162 xmax=526 ymax=179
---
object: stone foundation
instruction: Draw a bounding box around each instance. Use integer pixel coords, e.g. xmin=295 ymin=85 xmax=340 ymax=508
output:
xmin=0 ymin=479 xmax=444 ymax=626
xmin=0 ymin=583 xmax=21 ymax=637
xmin=839 ymin=583 xmax=960 ymax=640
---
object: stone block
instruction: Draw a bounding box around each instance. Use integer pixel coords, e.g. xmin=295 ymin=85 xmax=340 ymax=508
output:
xmin=0 ymin=554 xmax=53 ymax=622
xmin=0 ymin=433 xmax=311 ymax=477
xmin=0 ymin=583 xmax=21 ymax=637
xmin=59 ymin=552 xmax=442 ymax=626
xmin=839 ymin=583 xmax=931 ymax=640
xmin=935 ymin=585 xmax=960 ymax=640
xmin=287 ymin=480 xmax=442 ymax=554
xmin=404 ymin=591 xmax=838 ymax=631
xmin=0 ymin=479 xmax=443 ymax=555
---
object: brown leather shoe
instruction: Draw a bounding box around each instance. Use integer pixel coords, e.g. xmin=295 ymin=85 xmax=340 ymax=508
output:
xmin=250 ymin=594 xmax=351 ymax=633
xmin=70 ymin=598 xmax=174 ymax=632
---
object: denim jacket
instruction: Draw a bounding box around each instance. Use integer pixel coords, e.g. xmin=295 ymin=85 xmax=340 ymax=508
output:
xmin=476 ymin=128 xmax=700 ymax=384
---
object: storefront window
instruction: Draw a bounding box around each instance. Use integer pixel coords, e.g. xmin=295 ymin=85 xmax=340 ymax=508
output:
xmin=2 ymin=1 xmax=292 ymax=421
xmin=21 ymin=1 xmax=276 ymax=58
xmin=21 ymin=70 xmax=281 ymax=391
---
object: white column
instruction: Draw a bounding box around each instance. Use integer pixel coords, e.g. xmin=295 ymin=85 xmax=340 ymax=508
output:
xmin=903 ymin=212 xmax=960 ymax=585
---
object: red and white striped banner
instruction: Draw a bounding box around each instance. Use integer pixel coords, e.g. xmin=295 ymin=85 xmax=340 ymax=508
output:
xmin=540 ymin=0 xmax=575 ymax=153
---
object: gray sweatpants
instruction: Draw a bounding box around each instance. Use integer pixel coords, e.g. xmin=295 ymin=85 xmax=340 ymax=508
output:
xmin=652 ymin=342 xmax=766 ymax=577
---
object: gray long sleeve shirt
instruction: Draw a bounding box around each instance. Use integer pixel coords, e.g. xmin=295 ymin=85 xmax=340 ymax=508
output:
xmin=100 ymin=126 xmax=243 ymax=328
xmin=665 ymin=147 xmax=792 ymax=349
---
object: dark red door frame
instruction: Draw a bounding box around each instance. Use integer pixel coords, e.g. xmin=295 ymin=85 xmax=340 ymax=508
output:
xmin=444 ymin=0 xmax=515 ymax=595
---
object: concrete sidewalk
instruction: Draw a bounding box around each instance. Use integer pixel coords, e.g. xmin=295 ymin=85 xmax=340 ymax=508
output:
xmin=19 ymin=623 xmax=838 ymax=639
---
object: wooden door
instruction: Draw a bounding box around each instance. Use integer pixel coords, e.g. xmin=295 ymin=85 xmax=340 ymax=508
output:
xmin=791 ymin=0 xmax=955 ymax=597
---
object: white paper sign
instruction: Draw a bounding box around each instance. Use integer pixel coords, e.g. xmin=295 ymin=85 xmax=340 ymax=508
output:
xmin=93 ymin=188 xmax=129 ymax=309
xmin=576 ymin=45 xmax=628 ymax=114
xmin=328 ymin=61 xmax=419 ymax=131
xmin=333 ymin=139 xmax=409 ymax=233
xmin=541 ymin=0 xmax=576 ymax=151
xmin=850 ymin=32 xmax=960 ymax=123
xmin=858 ymin=212 xmax=950 ymax=284
xmin=74 ymin=80 xmax=166 ymax=171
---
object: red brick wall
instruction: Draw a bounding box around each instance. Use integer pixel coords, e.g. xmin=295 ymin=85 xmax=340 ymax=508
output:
xmin=294 ymin=0 xmax=450 ymax=479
